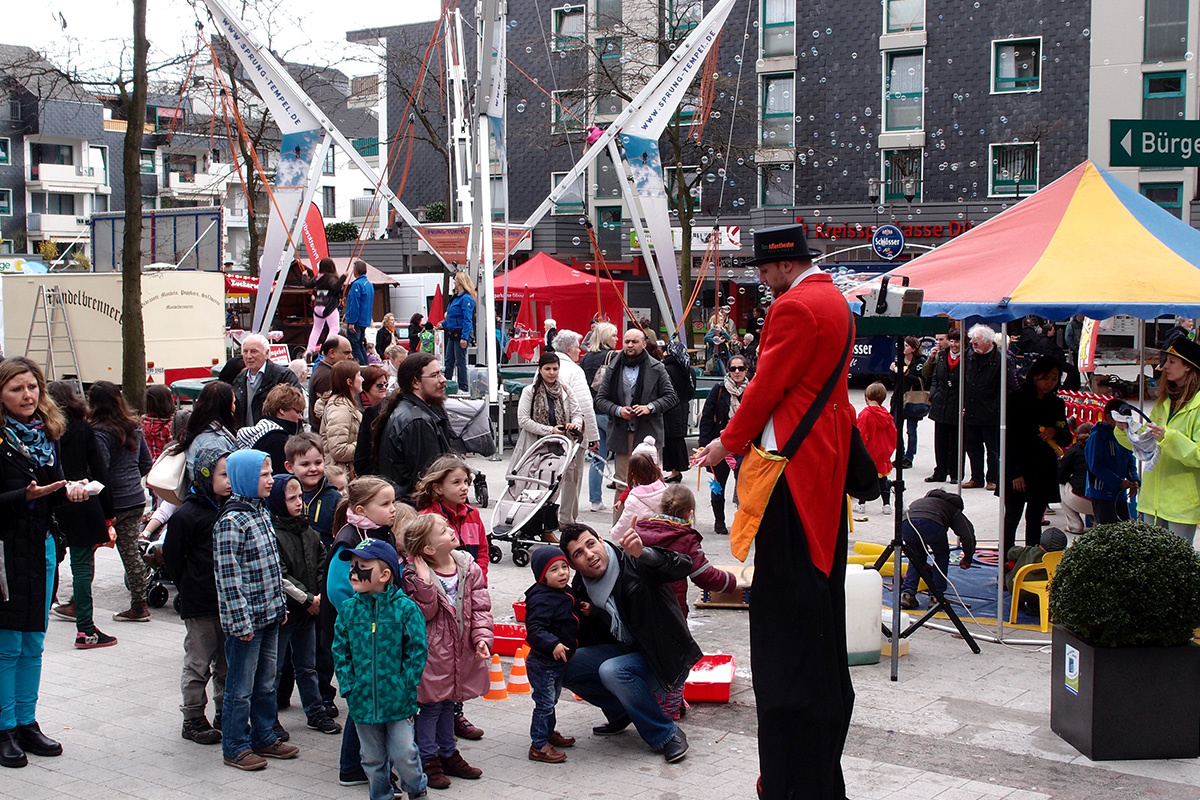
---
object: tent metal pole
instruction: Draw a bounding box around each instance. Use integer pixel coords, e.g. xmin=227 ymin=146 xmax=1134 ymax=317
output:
xmin=997 ymin=335 xmax=1008 ymax=642
xmin=957 ymin=321 xmax=965 ymax=496
xmin=1139 ymin=319 xmax=1146 ymax=411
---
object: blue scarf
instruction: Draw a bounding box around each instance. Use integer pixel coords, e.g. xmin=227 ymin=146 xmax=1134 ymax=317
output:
xmin=5 ymin=415 xmax=56 ymax=468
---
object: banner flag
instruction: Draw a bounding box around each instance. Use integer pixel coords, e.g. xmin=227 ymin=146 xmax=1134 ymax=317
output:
xmin=300 ymin=202 xmax=329 ymax=268
xmin=619 ymin=134 xmax=683 ymax=323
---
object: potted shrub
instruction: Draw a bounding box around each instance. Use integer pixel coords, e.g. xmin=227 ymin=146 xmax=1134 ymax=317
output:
xmin=1048 ymin=520 xmax=1200 ymax=760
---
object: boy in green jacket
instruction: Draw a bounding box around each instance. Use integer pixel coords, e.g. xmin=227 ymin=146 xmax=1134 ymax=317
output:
xmin=333 ymin=539 xmax=429 ymax=800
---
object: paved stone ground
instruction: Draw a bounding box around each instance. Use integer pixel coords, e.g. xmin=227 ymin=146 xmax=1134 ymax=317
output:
xmin=13 ymin=389 xmax=1200 ymax=799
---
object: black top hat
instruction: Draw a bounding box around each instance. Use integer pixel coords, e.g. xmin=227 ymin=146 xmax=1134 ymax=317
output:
xmin=1166 ymin=337 xmax=1200 ymax=371
xmin=746 ymin=224 xmax=822 ymax=266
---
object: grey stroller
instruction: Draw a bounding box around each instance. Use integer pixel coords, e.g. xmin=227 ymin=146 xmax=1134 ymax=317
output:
xmin=490 ymin=433 xmax=579 ymax=566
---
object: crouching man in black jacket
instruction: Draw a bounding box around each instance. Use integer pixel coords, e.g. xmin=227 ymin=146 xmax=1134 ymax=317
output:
xmin=559 ymin=523 xmax=702 ymax=763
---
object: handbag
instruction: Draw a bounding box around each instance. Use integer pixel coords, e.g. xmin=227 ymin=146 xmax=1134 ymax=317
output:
xmin=147 ymin=441 xmax=189 ymax=505
xmin=591 ymin=350 xmax=617 ymax=393
xmin=730 ymin=306 xmax=854 ymax=562
xmin=903 ymin=376 xmax=931 ymax=419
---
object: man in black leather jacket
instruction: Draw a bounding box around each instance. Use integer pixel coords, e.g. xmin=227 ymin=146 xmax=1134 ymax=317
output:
xmin=559 ymin=523 xmax=701 ymax=763
xmin=375 ymin=352 xmax=452 ymax=503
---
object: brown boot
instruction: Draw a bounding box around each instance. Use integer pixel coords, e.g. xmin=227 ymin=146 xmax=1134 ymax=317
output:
xmin=440 ymin=751 xmax=481 ymax=779
xmin=528 ymin=743 xmax=567 ymax=763
xmin=112 ymin=602 xmax=151 ymax=622
xmin=423 ymin=757 xmax=451 ymax=790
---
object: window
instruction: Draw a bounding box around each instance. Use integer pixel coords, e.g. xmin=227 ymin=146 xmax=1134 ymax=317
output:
xmin=30 ymin=192 xmax=75 ymax=215
xmin=490 ymin=176 xmax=506 ymax=220
xmin=886 ymin=0 xmax=924 ymax=32
xmin=762 ymin=0 xmax=795 ymax=58
xmin=595 ymin=0 xmax=621 ymax=29
xmin=669 ymin=0 xmax=702 ymax=37
xmin=759 ymin=164 xmax=794 ymax=207
xmin=883 ymin=148 xmax=923 ymax=202
xmin=323 ymin=145 xmax=335 ymax=176
xmin=1141 ymin=182 xmax=1184 ymax=218
xmin=352 ymin=137 xmax=379 ymax=157
xmin=0 ymin=138 xmax=9 ymax=165
xmin=0 ymin=189 xmax=10 ymax=216
xmin=553 ymin=5 xmax=585 ymax=50
xmin=31 ymin=143 xmax=73 ymax=166
xmin=552 ymin=89 xmax=586 ymax=133
xmin=89 ymin=145 xmax=108 ymax=185
xmin=992 ymin=38 xmax=1041 ymax=93
xmin=141 ymin=196 xmax=157 ymax=210
xmin=322 ymin=186 xmax=336 ymax=217
xmin=140 ymin=150 xmax=155 ymax=174
xmin=666 ymin=165 xmax=701 ymax=206
xmin=884 ymin=51 xmax=923 ymax=131
xmin=0 ymin=100 xmax=18 ymax=121
xmin=1144 ymin=72 xmax=1186 ymax=119
xmin=594 ymin=151 xmax=621 ymax=199
xmin=760 ymin=73 xmax=795 ymax=148
xmin=595 ymin=38 xmax=624 ymax=116
xmin=596 ymin=206 xmax=622 ymax=255
xmin=989 ymin=143 xmax=1039 ymax=197
xmin=92 ymin=192 xmax=109 ymax=213
xmin=1145 ymin=0 xmax=1189 ymax=63
xmin=551 ymin=171 xmax=586 ymax=215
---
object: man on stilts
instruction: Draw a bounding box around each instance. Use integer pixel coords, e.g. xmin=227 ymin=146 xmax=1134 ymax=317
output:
xmin=695 ymin=225 xmax=855 ymax=800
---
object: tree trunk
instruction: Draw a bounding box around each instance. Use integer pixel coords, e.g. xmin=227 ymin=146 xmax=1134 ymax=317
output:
xmin=120 ymin=0 xmax=148 ymax=412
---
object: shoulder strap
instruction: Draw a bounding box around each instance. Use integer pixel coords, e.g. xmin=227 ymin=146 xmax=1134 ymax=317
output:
xmin=779 ymin=304 xmax=854 ymax=460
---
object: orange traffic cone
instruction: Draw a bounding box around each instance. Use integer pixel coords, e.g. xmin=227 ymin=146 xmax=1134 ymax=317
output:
xmin=483 ymin=654 xmax=509 ymax=700
xmin=507 ymin=645 xmax=531 ymax=694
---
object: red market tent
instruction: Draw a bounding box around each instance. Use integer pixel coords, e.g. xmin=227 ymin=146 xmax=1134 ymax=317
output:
xmin=496 ymin=253 xmax=626 ymax=335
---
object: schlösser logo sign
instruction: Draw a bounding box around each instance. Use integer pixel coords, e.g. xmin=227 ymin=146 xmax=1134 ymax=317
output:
xmin=871 ymin=224 xmax=905 ymax=261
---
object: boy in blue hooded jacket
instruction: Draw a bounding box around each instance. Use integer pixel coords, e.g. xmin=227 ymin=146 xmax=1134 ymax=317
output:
xmin=213 ymin=449 xmax=297 ymax=771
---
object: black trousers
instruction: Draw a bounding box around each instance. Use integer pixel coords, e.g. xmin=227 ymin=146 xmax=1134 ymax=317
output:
xmin=932 ymin=421 xmax=959 ymax=481
xmin=751 ymin=484 xmax=853 ymax=800
xmin=710 ymin=459 xmax=740 ymax=524
xmin=1003 ymin=487 xmax=1047 ymax=555
xmin=316 ymin=593 xmax=337 ymax=703
xmin=1091 ymin=497 xmax=1131 ymax=525
xmin=963 ymin=423 xmax=999 ymax=484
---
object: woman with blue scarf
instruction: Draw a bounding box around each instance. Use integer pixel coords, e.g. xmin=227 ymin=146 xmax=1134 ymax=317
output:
xmin=0 ymin=358 xmax=88 ymax=769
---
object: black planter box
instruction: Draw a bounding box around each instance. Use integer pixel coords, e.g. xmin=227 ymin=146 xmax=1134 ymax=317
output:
xmin=1050 ymin=625 xmax=1200 ymax=760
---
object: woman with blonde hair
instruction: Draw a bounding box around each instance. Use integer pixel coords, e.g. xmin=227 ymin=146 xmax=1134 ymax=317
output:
xmin=443 ymin=272 xmax=477 ymax=392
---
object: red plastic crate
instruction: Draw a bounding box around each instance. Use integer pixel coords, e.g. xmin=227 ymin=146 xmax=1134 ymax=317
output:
xmin=512 ymin=601 xmax=526 ymax=622
xmin=683 ymin=654 xmax=735 ymax=703
xmin=493 ymin=623 xmax=528 ymax=657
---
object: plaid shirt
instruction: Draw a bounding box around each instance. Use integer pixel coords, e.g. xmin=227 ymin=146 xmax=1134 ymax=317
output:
xmin=214 ymin=493 xmax=287 ymax=637
xmin=141 ymin=416 xmax=173 ymax=460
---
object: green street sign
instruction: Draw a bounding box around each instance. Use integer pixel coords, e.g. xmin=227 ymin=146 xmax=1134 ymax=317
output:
xmin=1110 ymin=119 xmax=1200 ymax=168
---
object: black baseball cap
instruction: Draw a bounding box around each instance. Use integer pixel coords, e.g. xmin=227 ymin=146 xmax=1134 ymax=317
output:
xmin=745 ymin=224 xmax=822 ymax=266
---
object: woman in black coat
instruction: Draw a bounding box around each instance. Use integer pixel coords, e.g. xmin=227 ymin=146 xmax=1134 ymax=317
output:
xmin=45 ymin=382 xmax=116 ymax=650
xmin=0 ymin=358 xmax=89 ymax=767
xmin=922 ymin=330 xmax=962 ymax=483
xmin=1003 ymin=356 xmax=1073 ymax=555
xmin=698 ymin=354 xmax=750 ymax=536
xmin=889 ymin=335 xmax=927 ymax=469
xmin=660 ymin=341 xmax=696 ymax=483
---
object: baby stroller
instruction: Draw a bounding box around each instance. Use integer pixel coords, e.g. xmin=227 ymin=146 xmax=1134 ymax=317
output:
xmin=490 ymin=433 xmax=580 ymax=567
xmin=445 ymin=396 xmax=494 ymax=507
xmin=139 ymin=537 xmax=175 ymax=611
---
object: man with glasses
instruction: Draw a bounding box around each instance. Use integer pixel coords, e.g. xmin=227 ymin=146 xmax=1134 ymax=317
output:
xmin=309 ymin=335 xmax=354 ymax=430
xmin=377 ymin=352 xmax=452 ymax=503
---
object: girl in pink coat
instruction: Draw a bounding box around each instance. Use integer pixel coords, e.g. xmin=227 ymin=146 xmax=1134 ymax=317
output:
xmin=610 ymin=441 xmax=667 ymax=539
xmin=402 ymin=514 xmax=494 ymax=789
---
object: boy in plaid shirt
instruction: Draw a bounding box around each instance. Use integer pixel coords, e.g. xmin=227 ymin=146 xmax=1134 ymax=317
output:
xmin=214 ymin=449 xmax=298 ymax=771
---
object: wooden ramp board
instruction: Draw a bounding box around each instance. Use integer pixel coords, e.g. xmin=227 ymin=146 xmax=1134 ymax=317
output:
xmin=694 ymin=566 xmax=753 ymax=608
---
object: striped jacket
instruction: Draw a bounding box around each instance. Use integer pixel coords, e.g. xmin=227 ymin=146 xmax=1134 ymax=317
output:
xmin=214 ymin=493 xmax=287 ymax=637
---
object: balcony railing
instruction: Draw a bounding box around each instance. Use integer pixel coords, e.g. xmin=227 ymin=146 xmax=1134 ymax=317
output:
xmin=29 ymin=162 xmax=107 ymax=187
xmin=351 ymin=195 xmax=382 ymax=219
xmin=27 ymin=213 xmax=88 ymax=235
xmin=103 ymin=119 xmax=155 ymax=133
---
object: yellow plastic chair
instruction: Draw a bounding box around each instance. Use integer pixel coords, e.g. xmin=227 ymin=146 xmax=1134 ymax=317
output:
xmin=1008 ymin=550 xmax=1064 ymax=632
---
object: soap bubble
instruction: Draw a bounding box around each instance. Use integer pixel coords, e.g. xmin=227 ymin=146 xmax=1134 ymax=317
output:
xmin=572 ymin=236 xmax=581 ymax=246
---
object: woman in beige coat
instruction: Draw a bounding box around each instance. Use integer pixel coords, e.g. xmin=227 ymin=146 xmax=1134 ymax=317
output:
xmin=320 ymin=360 xmax=363 ymax=475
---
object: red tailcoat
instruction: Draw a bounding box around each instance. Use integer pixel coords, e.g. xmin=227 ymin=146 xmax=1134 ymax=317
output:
xmin=720 ymin=273 xmax=854 ymax=576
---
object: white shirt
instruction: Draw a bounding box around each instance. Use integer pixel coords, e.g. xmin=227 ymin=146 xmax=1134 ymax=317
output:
xmin=761 ymin=265 xmax=824 ymax=452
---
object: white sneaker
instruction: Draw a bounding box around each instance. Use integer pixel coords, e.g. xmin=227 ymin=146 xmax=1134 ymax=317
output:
xmin=590 ymin=501 xmax=606 ymax=513
xmin=852 ymin=502 xmax=865 ymax=515
xmin=882 ymin=505 xmax=893 ymax=515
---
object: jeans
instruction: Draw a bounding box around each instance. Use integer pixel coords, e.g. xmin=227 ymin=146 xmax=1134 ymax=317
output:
xmin=221 ymin=623 xmax=280 ymax=759
xmin=898 ymin=416 xmax=919 ymax=463
xmin=0 ymin=535 xmax=53 ymax=730
xmin=900 ymin=517 xmax=949 ymax=596
xmin=181 ymin=615 xmax=226 ymax=719
xmin=415 ymin=700 xmax=457 ymax=760
xmin=1142 ymin=513 xmax=1198 ymax=545
xmin=69 ymin=543 xmax=95 ymax=633
xmin=589 ymin=415 xmax=609 ymax=504
xmin=339 ymin=716 xmax=363 ymax=773
xmin=563 ymin=643 xmax=678 ymax=750
xmin=527 ymin=652 xmax=566 ymax=748
xmin=444 ymin=331 xmax=470 ymax=390
xmin=349 ymin=324 xmax=369 ymax=366
xmin=275 ymin=617 xmax=324 ymax=719
xmin=357 ymin=718 xmax=427 ymax=800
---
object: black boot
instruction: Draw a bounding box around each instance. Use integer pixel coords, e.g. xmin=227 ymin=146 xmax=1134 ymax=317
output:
xmin=14 ymin=723 xmax=62 ymax=757
xmin=0 ymin=730 xmax=26 ymax=768
xmin=712 ymin=501 xmax=728 ymax=536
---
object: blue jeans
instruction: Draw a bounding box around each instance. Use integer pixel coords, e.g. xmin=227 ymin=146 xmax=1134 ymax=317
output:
xmin=900 ymin=517 xmax=949 ymax=596
xmin=563 ymin=644 xmax=678 ymax=750
xmin=349 ymin=325 xmax=369 ymax=366
xmin=527 ymin=652 xmax=566 ymax=747
xmin=899 ymin=416 xmax=919 ymax=463
xmin=339 ymin=716 xmax=362 ymax=773
xmin=0 ymin=535 xmax=53 ymax=730
xmin=275 ymin=617 xmax=323 ymax=719
xmin=415 ymin=699 xmax=456 ymax=760
xmin=444 ymin=331 xmax=469 ymax=390
xmin=357 ymin=718 xmax=427 ymax=800
xmin=589 ymin=414 xmax=609 ymax=504
xmin=222 ymin=623 xmax=280 ymax=759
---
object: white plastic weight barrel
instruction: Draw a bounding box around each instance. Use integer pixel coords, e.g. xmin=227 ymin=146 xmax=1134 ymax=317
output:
xmin=845 ymin=564 xmax=883 ymax=666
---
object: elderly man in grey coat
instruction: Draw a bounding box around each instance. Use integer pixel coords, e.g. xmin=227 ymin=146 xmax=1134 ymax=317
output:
xmin=553 ymin=329 xmax=600 ymax=525
xmin=594 ymin=328 xmax=677 ymax=510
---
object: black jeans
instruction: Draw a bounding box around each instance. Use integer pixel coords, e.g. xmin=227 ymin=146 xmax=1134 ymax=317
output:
xmin=963 ymin=423 xmax=999 ymax=484
xmin=932 ymin=421 xmax=959 ymax=480
xmin=1091 ymin=497 xmax=1131 ymax=525
xmin=1003 ymin=486 xmax=1047 ymax=555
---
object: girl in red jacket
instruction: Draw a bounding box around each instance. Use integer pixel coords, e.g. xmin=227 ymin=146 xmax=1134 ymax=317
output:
xmin=402 ymin=514 xmax=493 ymax=790
xmin=413 ymin=455 xmax=490 ymax=585
xmin=856 ymin=382 xmax=898 ymax=516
